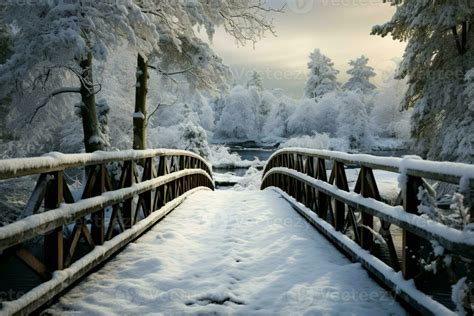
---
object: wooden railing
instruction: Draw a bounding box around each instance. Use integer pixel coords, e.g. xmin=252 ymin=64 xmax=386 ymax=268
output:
xmin=262 ymin=148 xmax=474 ymax=315
xmin=0 ymin=149 xmax=213 ymax=314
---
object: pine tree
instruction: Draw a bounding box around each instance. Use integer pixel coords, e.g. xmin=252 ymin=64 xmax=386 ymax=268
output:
xmin=372 ymin=0 xmax=474 ymax=162
xmin=247 ymin=71 xmax=263 ymax=90
xmin=343 ymin=55 xmax=376 ymax=93
xmin=304 ymin=49 xmax=340 ymax=99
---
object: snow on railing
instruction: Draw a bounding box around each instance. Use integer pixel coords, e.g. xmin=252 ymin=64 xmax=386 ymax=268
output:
xmin=0 ymin=149 xmax=212 ymax=180
xmin=262 ymin=148 xmax=474 ymax=314
xmin=264 ymin=148 xmax=474 ymax=187
xmin=0 ymin=149 xmax=214 ymax=315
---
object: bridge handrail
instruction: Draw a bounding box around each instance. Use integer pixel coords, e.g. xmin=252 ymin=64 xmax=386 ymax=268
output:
xmin=264 ymin=147 xmax=474 ymax=187
xmin=0 ymin=149 xmax=214 ymax=314
xmin=0 ymin=149 xmax=212 ymax=180
xmin=262 ymin=148 xmax=474 ymax=314
xmin=1 ymin=187 xmax=210 ymax=315
xmin=0 ymin=169 xmax=212 ymax=252
xmin=263 ymin=167 xmax=474 ymax=258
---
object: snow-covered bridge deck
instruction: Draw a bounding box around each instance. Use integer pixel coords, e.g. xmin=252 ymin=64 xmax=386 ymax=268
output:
xmin=46 ymin=190 xmax=405 ymax=315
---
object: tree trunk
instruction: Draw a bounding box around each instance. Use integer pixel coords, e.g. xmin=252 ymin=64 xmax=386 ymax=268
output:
xmin=79 ymin=52 xmax=103 ymax=153
xmin=133 ymin=54 xmax=148 ymax=150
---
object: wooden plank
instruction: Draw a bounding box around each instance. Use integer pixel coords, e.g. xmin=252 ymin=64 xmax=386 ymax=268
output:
xmin=62 ymin=180 xmax=75 ymax=204
xmin=316 ymin=158 xmax=329 ymax=219
xmin=359 ymin=166 xmax=374 ymax=251
xmin=141 ymin=158 xmax=153 ymax=215
xmin=81 ymin=224 xmax=95 ymax=248
xmin=44 ymin=171 xmax=64 ymax=271
xmin=15 ymin=248 xmax=52 ymax=280
xmin=81 ymin=166 xmax=98 ymax=199
xmin=380 ymin=220 xmax=401 ymax=271
xmin=23 ymin=173 xmax=49 ymax=216
xmin=91 ymin=164 xmax=106 ymax=245
xmin=333 ymin=162 xmax=348 ymax=231
xmin=64 ymin=223 xmax=83 ymax=267
xmin=106 ymin=205 xmax=120 ymax=241
xmin=402 ymin=175 xmax=423 ymax=279
xmin=122 ymin=161 xmax=135 ymax=229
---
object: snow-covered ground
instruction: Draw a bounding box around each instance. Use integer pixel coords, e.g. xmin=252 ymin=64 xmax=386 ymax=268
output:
xmin=46 ymin=190 xmax=405 ymax=315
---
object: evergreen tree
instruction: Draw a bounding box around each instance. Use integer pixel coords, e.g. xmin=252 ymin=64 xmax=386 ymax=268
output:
xmin=247 ymin=71 xmax=263 ymax=90
xmin=304 ymin=49 xmax=340 ymax=99
xmin=372 ymin=0 xmax=474 ymax=162
xmin=342 ymin=55 xmax=376 ymax=93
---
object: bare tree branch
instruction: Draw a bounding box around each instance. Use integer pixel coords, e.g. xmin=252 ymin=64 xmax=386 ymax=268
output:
xmin=29 ymin=87 xmax=81 ymax=124
xmin=146 ymin=100 xmax=177 ymax=127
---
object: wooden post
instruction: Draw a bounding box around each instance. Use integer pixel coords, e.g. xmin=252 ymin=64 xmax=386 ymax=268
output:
xmin=44 ymin=171 xmax=64 ymax=271
xmin=402 ymin=175 xmax=423 ymax=279
xmin=358 ymin=166 xmax=375 ymax=251
xmin=141 ymin=157 xmax=153 ymax=215
xmin=122 ymin=161 xmax=135 ymax=229
xmin=90 ymin=164 xmax=106 ymax=245
xmin=316 ymin=158 xmax=329 ymax=219
xmin=333 ymin=161 xmax=348 ymax=231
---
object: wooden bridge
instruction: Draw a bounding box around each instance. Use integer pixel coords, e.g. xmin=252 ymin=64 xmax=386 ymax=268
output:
xmin=0 ymin=148 xmax=472 ymax=315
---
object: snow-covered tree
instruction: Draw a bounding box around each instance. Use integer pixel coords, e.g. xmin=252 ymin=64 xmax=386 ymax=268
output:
xmin=287 ymin=92 xmax=340 ymax=136
xmin=215 ymin=85 xmax=260 ymax=140
xmin=372 ymin=0 xmax=474 ymax=162
xmin=133 ymin=0 xmax=281 ymax=149
xmin=342 ymin=55 xmax=376 ymax=93
xmin=180 ymin=121 xmax=211 ymax=158
xmin=257 ymin=90 xmax=276 ymax=131
xmin=0 ymin=1 xmax=158 ymax=152
xmin=247 ymin=71 xmax=264 ymax=90
xmin=262 ymin=93 xmax=297 ymax=142
xmin=371 ymin=69 xmax=411 ymax=139
xmin=336 ymin=91 xmax=371 ymax=150
xmin=304 ymin=49 xmax=340 ymax=99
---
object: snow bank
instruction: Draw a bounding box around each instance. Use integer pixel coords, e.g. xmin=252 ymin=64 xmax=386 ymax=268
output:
xmin=208 ymin=145 xmax=263 ymax=169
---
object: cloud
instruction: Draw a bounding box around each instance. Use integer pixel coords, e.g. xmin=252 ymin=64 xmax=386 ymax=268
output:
xmin=209 ymin=1 xmax=405 ymax=97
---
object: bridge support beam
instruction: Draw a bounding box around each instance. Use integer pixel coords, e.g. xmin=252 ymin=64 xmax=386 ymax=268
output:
xmin=90 ymin=164 xmax=106 ymax=245
xmin=44 ymin=171 xmax=64 ymax=271
xmin=402 ymin=175 xmax=423 ymax=280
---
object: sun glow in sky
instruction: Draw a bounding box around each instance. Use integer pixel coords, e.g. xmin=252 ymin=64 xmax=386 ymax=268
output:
xmin=208 ymin=0 xmax=406 ymax=97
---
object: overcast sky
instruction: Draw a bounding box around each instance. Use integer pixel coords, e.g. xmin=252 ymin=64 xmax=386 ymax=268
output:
xmin=207 ymin=0 xmax=405 ymax=97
